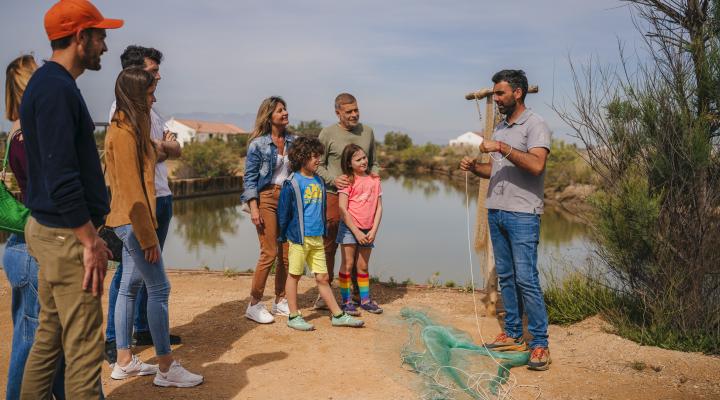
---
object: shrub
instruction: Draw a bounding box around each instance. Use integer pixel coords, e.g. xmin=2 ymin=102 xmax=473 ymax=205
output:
xmin=545 ymin=139 xmax=594 ymax=190
xmin=384 ymin=131 xmax=413 ymax=151
xmin=176 ymin=139 xmax=239 ymax=178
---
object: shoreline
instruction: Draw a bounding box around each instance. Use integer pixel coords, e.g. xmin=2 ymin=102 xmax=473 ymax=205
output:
xmin=2 ymin=272 xmax=717 ymax=399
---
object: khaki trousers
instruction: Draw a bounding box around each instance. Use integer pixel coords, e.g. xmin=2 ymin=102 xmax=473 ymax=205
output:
xmin=251 ymin=186 xmax=289 ymax=301
xmin=21 ymin=217 xmax=103 ymax=400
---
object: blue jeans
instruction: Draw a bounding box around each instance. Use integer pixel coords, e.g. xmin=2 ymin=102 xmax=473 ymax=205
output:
xmin=106 ymin=195 xmax=173 ymax=342
xmin=113 ymin=224 xmax=172 ymax=356
xmin=2 ymin=234 xmax=65 ymax=400
xmin=487 ymin=209 xmax=549 ymax=349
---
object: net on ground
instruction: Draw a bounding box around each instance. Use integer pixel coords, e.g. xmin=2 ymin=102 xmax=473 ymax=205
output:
xmin=400 ymin=307 xmax=529 ymax=400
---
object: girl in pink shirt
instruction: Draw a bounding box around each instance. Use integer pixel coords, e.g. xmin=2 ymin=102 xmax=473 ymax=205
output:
xmin=337 ymin=144 xmax=383 ymax=315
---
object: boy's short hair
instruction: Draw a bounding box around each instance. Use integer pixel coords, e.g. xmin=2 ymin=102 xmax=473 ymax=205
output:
xmin=288 ymin=136 xmax=324 ymax=172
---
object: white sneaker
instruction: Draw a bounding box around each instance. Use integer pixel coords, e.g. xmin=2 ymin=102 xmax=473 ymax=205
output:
xmin=245 ymin=301 xmax=274 ymax=323
xmin=110 ymin=354 xmax=158 ymax=380
xmin=271 ymin=298 xmax=290 ymax=316
xmin=153 ymin=361 xmax=203 ymax=388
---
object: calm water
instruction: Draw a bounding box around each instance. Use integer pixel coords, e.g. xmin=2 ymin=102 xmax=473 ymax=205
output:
xmin=0 ymin=174 xmax=592 ymax=286
xmin=163 ymin=173 xmax=592 ymax=286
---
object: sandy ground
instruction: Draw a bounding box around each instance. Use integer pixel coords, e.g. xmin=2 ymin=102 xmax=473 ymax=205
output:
xmin=1 ymin=271 xmax=719 ymax=400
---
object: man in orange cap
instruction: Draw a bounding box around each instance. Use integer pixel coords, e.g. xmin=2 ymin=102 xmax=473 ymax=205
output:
xmin=19 ymin=1 xmax=123 ymax=398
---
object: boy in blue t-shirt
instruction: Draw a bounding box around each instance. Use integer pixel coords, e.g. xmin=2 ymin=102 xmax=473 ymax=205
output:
xmin=277 ymin=137 xmax=364 ymax=331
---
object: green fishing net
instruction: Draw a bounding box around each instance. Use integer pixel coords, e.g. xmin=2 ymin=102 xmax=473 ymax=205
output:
xmin=400 ymin=307 xmax=530 ymax=400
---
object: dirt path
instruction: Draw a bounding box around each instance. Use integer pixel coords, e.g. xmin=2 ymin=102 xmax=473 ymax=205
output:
xmin=1 ymin=271 xmax=718 ymax=399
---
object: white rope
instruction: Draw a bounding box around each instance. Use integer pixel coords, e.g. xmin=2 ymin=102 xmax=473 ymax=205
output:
xmin=473 ymin=97 xmax=511 ymax=164
xmin=464 ymin=171 xmax=542 ymax=400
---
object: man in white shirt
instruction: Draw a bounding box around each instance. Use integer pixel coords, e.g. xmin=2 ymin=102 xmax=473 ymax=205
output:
xmin=105 ymin=46 xmax=182 ymax=365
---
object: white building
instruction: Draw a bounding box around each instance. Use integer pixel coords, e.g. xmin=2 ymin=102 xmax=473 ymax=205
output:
xmin=449 ymin=131 xmax=484 ymax=147
xmin=165 ymin=118 xmax=248 ymax=147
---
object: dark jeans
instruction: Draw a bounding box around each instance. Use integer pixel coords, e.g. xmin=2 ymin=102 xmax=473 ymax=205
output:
xmin=3 ymin=234 xmax=65 ymax=400
xmin=487 ymin=209 xmax=549 ymax=349
xmin=106 ymin=195 xmax=173 ymax=342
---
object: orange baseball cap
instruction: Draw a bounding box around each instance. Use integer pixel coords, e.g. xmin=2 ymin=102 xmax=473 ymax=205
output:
xmin=44 ymin=0 xmax=123 ymax=41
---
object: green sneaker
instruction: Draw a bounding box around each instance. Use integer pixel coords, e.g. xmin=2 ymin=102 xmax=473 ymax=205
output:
xmin=287 ymin=315 xmax=314 ymax=331
xmin=331 ymin=312 xmax=364 ymax=328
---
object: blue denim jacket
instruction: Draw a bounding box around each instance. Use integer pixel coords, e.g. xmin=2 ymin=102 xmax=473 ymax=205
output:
xmin=277 ymin=172 xmax=327 ymax=245
xmin=241 ymin=133 xmax=296 ymax=203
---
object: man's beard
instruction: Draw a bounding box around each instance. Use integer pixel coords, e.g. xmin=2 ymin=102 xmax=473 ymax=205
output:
xmin=80 ymin=44 xmax=102 ymax=71
xmin=497 ymin=99 xmax=516 ymax=116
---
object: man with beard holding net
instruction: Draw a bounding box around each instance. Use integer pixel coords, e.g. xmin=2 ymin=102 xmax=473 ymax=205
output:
xmin=460 ymin=70 xmax=552 ymax=371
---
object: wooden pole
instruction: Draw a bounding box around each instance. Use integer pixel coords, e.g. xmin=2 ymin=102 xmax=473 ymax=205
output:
xmin=483 ymin=96 xmax=498 ymax=316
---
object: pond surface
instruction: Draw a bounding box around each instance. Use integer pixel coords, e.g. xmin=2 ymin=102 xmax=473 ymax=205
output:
xmin=162 ymin=173 xmax=592 ymax=286
xmin=0 ymin=174 xmax=592 ymax=287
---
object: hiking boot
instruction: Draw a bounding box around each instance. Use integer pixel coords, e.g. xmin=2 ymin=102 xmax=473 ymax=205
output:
xmin=272 ymin=298 xmax=290 ymax=316
xmin=342 ymin=302 xmax=362 ymax=317
xmin=134 ymin=331 xmax=182 ymax=346
xmin=360 ymin=300 xmax=383 ymax=314
xmin=110 ymin=355 xmax=158 ymax=380
xmin=331 ymin=312 xmax=364 ymax=328
xmin=313 ymin=295 xmax=329 ymax=310
xmin=485 ymin=333 xmax=528 ymax=352
xmin=527 ymin=347 xmax=551 ymax=371
xmin=246 ymin=302 xmax=274 ymax=324
xmin=287 ymin=314 xmax=314 ymax=331
xmin=105 ymin=340 xmax=117 ymax=367
xmin=153 ymin=361 xmax=203 ymax=388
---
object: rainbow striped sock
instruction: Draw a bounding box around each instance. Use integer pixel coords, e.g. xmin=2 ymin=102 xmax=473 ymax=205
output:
xmin=357 ymin=273 xmax=370 ymax=304
xmin=339 ymin=272 xmax=352 ymax=304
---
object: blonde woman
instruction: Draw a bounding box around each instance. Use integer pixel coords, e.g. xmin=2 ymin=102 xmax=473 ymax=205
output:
xmin=241 ymin=96 xmax=295 ymax=323
xmin=106 ymin=67 xmax=202 ymax=387
xmin=3 ymin=54 xmax=66 ymax=400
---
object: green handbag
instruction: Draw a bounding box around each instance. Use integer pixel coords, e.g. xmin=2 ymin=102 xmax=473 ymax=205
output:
xmin=0 ymin=131 xmax=30 ymax=234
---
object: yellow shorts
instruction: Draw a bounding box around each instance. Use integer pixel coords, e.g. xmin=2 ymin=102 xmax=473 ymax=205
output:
xmin=288 ymin=236 xmax=327 ymax=275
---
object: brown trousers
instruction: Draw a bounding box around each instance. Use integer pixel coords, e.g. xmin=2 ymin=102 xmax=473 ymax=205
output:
xmin=251 ymin=186 xmax=289 ymax=301
xmin=21 ymin=217 xmax=104 ymax=400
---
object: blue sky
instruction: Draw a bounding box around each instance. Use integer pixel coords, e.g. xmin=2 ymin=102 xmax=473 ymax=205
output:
xmin=1 ymin=1 xmax=641 ymax=143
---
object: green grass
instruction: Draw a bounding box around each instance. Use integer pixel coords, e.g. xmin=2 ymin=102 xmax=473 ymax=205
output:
xmin=543 ymin=272 xmax=620 ymax=325
xmin=223 ymin=268 xmax=241 ymax=278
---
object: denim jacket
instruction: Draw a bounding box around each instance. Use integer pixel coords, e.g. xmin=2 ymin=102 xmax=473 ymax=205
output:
xmin=241 ymin=133 xmax=296 ymax=203
xmin=277 ymin=172 xmax=327 ymax=245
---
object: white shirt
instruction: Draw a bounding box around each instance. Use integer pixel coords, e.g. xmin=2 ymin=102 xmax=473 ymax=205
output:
xmin=109 ymin=101 xmax=172 ymax=197
xmin=271 ymin=154 xmax=291 ymax=185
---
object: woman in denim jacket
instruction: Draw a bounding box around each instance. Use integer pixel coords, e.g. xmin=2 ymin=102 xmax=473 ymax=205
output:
xmin=241 ymin=96 xmax=296 ymax=324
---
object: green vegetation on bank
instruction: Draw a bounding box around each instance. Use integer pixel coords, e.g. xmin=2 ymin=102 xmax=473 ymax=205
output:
xmin=544 ymin=271 xmax=719 ymax=353
xmin=167 ymin=121 xmax=595 ymax=195
xmin=550 ymin=1 xmax=720 ymax=354
xmin=175 ymin=138 xmax=243 ymax=178
xmin=378 ymin=131 xmax=595 ymax=192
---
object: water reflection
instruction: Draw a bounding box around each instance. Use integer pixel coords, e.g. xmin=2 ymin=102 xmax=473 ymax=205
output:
xmin=0 ymin=175 xmax=592 ymax=285
xmin=172 ymin=194 xmax=243 ymax=253
xmin=540 ymin=207 xmax=589 ymax=246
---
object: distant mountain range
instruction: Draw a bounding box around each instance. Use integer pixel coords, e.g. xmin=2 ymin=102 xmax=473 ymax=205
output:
xmin=165 ymin=111 xmax=442 ymax=144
